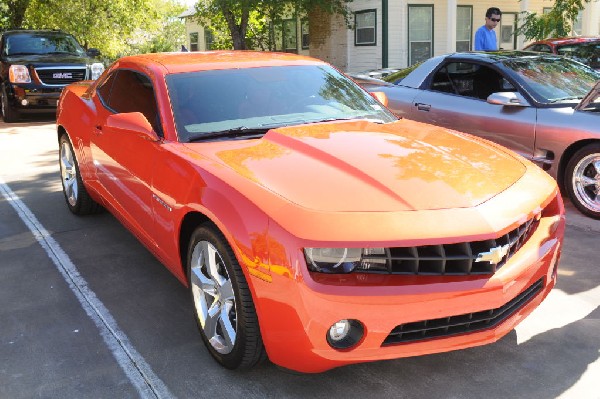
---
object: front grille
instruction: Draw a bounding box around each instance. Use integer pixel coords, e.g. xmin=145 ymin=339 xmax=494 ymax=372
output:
xmin=358 ymin=217 xmax=539 ymax=275
xmin=382 ymin=278 xmax=543 ymax=346
xmin=35 ymin=67 xmax=86 ymax=85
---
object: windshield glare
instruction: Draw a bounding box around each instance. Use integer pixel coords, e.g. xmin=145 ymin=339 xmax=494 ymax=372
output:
xmin=166 ymin=65 xmax=397 ymax=142
xmin=503 ymin=57 xmax=600 ymax=104
xmin=5 ymin=33 xmax=85 ymax=56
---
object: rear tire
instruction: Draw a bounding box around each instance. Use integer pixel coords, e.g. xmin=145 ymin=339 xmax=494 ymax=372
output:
xmin=1 ymin=87 xmax=19 ymax=123
xmin=187 ymin=223 xmax=266 ymax=369
xmin=59 ymin=134 xmax=101 ymax=215
xmin=565 ymin=143 xmax=600 ymax=219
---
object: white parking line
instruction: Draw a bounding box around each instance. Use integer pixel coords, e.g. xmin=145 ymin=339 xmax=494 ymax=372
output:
xmin=0 ymin=179 xmax=174 ymax=399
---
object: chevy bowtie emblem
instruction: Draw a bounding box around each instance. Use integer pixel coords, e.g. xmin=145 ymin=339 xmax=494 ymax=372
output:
xmin=476 ymin=244 xmax=509 ymax=265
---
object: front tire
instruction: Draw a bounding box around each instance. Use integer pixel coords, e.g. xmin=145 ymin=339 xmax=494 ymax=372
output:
xmin=187 ymin=224 xmax=266 ymax=369
xmin=59 ymin=134 xmax=101 ymax=215
xmin=1 ymin=87 xmax=19 ymax=123
xmin=565 ymin=143 xmax=600 ymax=219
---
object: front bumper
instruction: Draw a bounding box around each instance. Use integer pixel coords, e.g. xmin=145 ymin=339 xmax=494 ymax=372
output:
xmin=6 ymin=84 xmax=63 ymax=112
xmin=254 ymin=212 xmax=564 ymax=373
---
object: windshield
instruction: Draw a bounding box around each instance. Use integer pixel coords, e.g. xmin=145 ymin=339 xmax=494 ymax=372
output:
xmin=556 ymin=41 xmax=600 ymax=70
xmin=4 ymin=32 xmax=86 ymax=56
xmin=502 ymin=56 xmax=600 ymax=105
xmin=166 ymin=65 xmax=397 ymax=142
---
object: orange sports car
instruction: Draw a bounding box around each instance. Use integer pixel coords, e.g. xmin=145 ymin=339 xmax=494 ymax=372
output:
xmin=56 ymin=51 xmax=565 ymax=373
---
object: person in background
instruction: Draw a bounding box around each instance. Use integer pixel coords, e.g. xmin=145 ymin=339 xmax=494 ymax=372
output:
xmin=474 ymin=7 xmax=502 ymax=51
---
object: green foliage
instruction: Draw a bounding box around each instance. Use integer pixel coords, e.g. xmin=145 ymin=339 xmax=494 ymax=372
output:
xmin=194 ymin=0 xmax=350 ymax=50
xmin=1 ymin=0 xmax=185 ymax=61
xmin=0 ymin=0 xmax=31 ymax=30
xmin=517 ymin=0 xmax=590 ymax=40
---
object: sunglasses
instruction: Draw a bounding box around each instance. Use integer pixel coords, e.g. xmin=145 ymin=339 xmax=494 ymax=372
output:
xmin=490 ymin=18 xmax=501 ymax=22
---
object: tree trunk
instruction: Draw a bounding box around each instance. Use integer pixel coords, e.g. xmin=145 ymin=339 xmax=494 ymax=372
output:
xmin=7 ymin=0 xmax=30 ymax=29
xmin=221 ymin=5 xmax=249 ymax=50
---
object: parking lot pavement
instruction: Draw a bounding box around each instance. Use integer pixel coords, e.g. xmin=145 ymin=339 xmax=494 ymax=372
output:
xmin=1 ymin=119 xmax=599 ymax=399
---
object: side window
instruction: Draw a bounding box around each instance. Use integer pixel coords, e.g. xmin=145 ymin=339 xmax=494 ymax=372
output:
xmin=429 ymin=62 xmax=508 ymax=100
xmin=103 ymin=69 xmax=161 ymax=134
xmin=536 ymin=44 xmax=552 ymax=53
xmin=96 ymin=71 xmax=117 ymax=103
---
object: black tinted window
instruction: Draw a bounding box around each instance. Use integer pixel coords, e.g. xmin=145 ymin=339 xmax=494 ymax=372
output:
xmin=4 ymin=32 xmax=85 ymax=56
xmin=96 ymin=72 xmax=116 ymax=103
xmin=430 ymin=63 xmax=509 ymax=100
xmin=103 ymin=70 xmax=161 ymax=134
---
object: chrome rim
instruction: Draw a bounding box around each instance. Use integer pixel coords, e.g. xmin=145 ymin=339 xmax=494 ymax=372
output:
xmin=572 ymin=153 xmax=600 ymax=213
xmin=60 ymin=141 xmax=79 ymax=207
xmin=190 ymin=240 xmax=237 ymax=354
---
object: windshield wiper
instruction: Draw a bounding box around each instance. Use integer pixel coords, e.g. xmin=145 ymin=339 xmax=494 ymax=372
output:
xmin=7 ymin=52 xmax=38 ymax=56
xmin=188 ymin=126 xmax=270 ymax=142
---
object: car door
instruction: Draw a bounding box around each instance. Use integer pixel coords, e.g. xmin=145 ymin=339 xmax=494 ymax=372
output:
xmin=405 ymin=61 xmax=537 ymax=160
xmin=90 ymin=68 xmax=163 ymax=244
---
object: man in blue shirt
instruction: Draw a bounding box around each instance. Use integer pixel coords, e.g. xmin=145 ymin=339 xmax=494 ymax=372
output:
xmin=474 ymin=7 xmax=502 ymax=51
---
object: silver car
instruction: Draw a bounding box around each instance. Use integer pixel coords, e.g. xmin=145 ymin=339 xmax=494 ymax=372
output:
xmin=359 ymin=52 xmax=600 ymax=219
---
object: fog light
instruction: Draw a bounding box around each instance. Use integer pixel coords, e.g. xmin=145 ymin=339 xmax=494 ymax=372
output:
xmin=21 ymin=99 xmax=28 ymax=106
xmin=326 ymin=319 xmax=364 ymax=350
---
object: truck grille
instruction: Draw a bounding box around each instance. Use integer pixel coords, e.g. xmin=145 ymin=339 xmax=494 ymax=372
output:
xmin=357 ymin=216 xmax=539 ymax=275
xmin=382 ymin=278 xmax=543 ymax=346
xmin=35 ymin=67 xmax=87 ymax=85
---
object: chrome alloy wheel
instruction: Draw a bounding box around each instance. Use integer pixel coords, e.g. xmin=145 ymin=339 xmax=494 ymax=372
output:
xmin=60 ymin=140 xmax=79 ymax=207
xmin=572 ymin=153 xmax=600 ymax=213
xmin=190 ymin=240 xmax=237 ymax=354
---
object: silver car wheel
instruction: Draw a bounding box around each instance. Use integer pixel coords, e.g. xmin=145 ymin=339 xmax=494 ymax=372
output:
xmin=59 ymin=140 xmax=79 ymax=207
xmin=572 ymin=153 xmax=600 ymax=213
xmin=190 ymin=240 xmax=237 ymax=355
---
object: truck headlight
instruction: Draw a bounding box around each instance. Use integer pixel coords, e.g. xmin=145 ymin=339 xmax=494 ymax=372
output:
xmin=90 ymin=62 xmax=105 ymax=80
xmin=9 ymin=65 xmax=31 ymax=83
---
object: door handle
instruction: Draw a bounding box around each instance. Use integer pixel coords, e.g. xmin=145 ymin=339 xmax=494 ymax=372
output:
xmin=415 ymin=103 xmax=431 ymax=111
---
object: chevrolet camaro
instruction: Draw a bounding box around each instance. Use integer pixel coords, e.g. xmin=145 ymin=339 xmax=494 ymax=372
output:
xmin=56 ymin=51 xmax=564 ymax=373
xmin=357 ymin=52 xmax=600 ymax=219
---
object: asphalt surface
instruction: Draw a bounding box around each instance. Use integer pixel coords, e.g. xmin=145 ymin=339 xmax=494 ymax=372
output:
xmin=1 ymin=116 xmax=599 ymax=399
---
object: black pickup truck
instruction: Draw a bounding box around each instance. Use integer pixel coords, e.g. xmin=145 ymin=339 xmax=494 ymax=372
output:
xmin=0 ymin=29 xmax=104 ymax=122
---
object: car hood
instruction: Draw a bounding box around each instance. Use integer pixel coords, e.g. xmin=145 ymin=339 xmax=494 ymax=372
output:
xmin=184 ymin=120 xmax=526 ymax=212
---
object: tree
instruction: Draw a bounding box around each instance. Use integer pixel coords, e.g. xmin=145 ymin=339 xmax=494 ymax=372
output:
xmin=0 ymin=0 xmax=31 ymax=30
xmin=517 ymin=0 xmax=593 ymax=40
xmin=194 ymin=0 xmax=350 ymax=50
xmin=23 ymin=0 xmax=160 ymax=59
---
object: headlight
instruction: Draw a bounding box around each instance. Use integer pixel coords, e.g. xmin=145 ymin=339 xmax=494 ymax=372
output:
xmin=304 ymin=247 xmax=388 ymax=273
xmin=9 ymin=65 xmax=31 ymax=83
xmin=90 ymin=62 xmax=105 ymax=80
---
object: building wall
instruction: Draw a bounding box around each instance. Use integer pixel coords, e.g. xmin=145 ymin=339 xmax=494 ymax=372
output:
xmin=343 ymin=0 xmax=600 ymax=73
xmin=183 ymin=18 xmax=208 ymax=51
xmin=346 ymin=0 xmax=383 ymax=73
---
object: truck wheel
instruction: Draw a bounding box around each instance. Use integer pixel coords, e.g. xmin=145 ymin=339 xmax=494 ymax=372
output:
xmin=1 ymin=87 xmax=19 ymax=123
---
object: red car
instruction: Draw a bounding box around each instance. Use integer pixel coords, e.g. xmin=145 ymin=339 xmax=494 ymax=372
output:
xmin=523 ymin=36 xmax=600 ymax=69
xmin=56 ymin=52 xmax=564 ymax=373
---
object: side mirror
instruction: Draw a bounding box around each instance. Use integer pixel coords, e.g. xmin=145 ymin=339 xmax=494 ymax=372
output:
xmin=371 ymin=91 xmax=389 ymax=107
xmin=87 ymin=48 xmax=101 ymax=58
xmin=487 ymin=92 xmax=530 ymax=107
xmin=105 ymin=112 xmax=159 ymax=142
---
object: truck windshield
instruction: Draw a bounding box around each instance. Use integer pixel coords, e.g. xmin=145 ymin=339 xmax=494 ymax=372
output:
xmin=5 ymin=32 xmax=86 ymax=57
